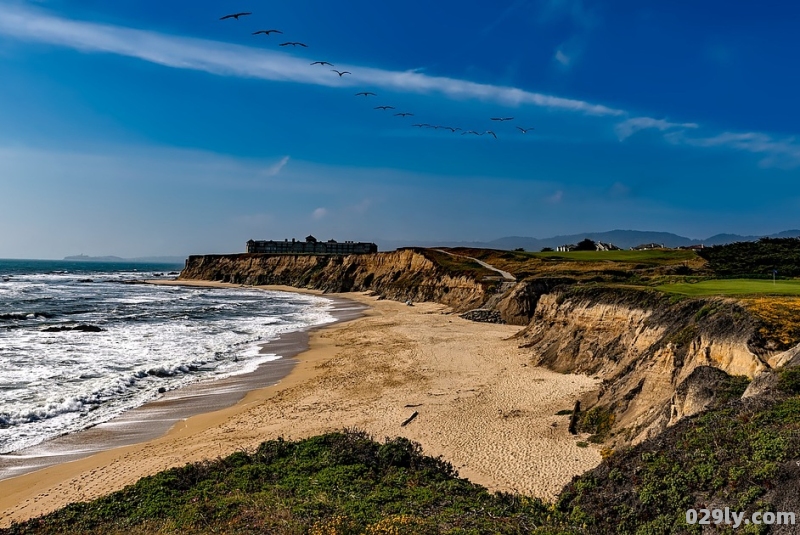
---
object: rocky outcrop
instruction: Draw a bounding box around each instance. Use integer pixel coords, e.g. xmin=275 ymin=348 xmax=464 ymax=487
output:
xmin=179 ymin=251 xmax=488 ymax=312
xmin=515 ymin=287 xmax=771 ymax=445
xmin=668 ymin=366 xmax=734 ymax=424
xmin=493 ymin=278 xmax=575 ymax=325
xmin=458 ymin=310 xmax=505 ymax=324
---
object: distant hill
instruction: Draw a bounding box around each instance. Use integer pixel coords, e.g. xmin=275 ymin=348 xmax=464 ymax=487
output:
xmin=63 ymin=255 xmax=186 ymax=264
xmin=376 ymin=229 xmax=800 ymax=252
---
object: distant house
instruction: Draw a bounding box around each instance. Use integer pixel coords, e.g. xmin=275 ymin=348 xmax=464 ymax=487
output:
xmin=631 ymin=243 xmax=666 ymax=251
xmin=556 ymin=241 xmax=620 ymax=252
xmin=246 ymin=236 xmax=378 ymax=255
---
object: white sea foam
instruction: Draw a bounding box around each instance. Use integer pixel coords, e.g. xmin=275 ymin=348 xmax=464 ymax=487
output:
xmin=0 ymin=265 xmax=334 ymax=453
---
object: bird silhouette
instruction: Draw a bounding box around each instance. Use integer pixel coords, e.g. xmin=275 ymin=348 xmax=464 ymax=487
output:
xmin=355 ymin=92 xmax=377 ymax=97
xmin=490 ymin=117 xmax=514 ymax=122
xmin=374 ymin=106 xmax=395 ymax=110
xmin=412 ymin=123 xmax=430 ymax=127
xmin=310 ymin=61 xmax=333 ymax=66
xmin=252 ymin=29 xmax=282 ymax=35
xmin=462 ymin=130 xmax=482 ymax=136
xmin=331 ymin=70 xmax=351 ymax=76
xmin=516 ymin=126 xmax=535 ymax=133
xmin=444 ymin=126 xmax=461 ymax=132
xmin=486 ymin=130 xmax=498 ymax=139
xmin=220 ymin=12 xmax=252 ymax=20
xmin=394 ymin=112 xmax=414 ymax=117
xmin=280 ymin=42 xmax=308 ymax=47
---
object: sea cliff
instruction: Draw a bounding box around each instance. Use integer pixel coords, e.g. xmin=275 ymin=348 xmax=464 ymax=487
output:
xmin=179 ymin=252 xmax=793 ymax=446
xmin=179 ymin=250 xmax=489 ymax=312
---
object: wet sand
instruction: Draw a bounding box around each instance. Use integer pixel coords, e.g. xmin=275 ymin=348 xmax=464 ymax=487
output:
xmin=0 ymin=283 xmax=601 ymax=527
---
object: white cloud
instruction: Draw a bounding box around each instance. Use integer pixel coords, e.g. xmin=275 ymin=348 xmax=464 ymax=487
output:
xmin=554 ymin=49 xmax=571 ymax=66
xmin=262 ymin=156 xmax=290 ymax=177
xmin=312 ymin=207 xmax=328 ymax=220
xmin=351 ymin=198 xmax=372 ymax=214
xmin=546 ymin=190 xmax=564 ymax=204
xmin=615 ymin=117 xmax=699 ymax=140
xmin=0 ymin=4 xmax=625 ymax=116
xmin=669 ymin=131 xmax=800 ymax=169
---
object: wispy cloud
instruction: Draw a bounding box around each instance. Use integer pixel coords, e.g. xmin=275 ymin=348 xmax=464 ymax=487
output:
xmin=262 ymin=156 xmax=290 ymax=177
xmin=668 ymin=131 xmax=800 ymax=169
xmin=0 ymin=4 xmax=624 ymax=116
xmin=615 ymin=117 xmax=699 ymax=140
xmin=545 ymin=190 xmax=564 ymax=204
xmin=554 ymin=49 xmax=571 ymax=67
xmin=312 ymin=207 xmax=328 ymax=220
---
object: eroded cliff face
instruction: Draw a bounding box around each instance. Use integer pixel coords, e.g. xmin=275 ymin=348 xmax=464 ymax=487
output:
xmin=179 ymin=251 xmax=487 ymax=312
xmin=515 ymin=288 xmax=771 ymax=445
xmin=180 ymin=253 xmax=789 ymax=445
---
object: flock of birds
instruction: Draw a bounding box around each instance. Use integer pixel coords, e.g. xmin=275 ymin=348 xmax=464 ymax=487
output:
xmin=220 ymin=11 xmax=536 ymax=139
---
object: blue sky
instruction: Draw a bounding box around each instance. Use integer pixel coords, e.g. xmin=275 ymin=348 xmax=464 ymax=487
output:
xmin=1 ymin=0 xmax=799 ymax=257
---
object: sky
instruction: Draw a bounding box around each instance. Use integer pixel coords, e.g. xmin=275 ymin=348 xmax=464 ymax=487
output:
xmin=1 ymin=0 xmax=799 ymax=258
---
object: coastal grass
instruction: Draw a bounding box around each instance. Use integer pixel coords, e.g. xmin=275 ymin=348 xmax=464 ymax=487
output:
xmin=656 ymin=279 xmax=800 ymax=296
xmin=528 ymin=249 xmax=698 ymax=264
xmin=743 ymin=296 xmax=800 ymax=350
xmin=2 ymin=431 xmax=563 ymax=535
xmin=558 ymin=388 xmax=800 ymax=534
xmin=441 ymin=247 xmax=707 ymax=282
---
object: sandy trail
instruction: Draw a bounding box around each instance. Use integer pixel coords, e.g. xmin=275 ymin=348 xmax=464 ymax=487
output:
xmin=0 ymin=285 xmax=600 ymax=527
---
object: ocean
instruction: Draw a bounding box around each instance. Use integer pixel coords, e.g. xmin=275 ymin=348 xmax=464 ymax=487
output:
xmin=0 ymin=259 xmax=335 ymax=455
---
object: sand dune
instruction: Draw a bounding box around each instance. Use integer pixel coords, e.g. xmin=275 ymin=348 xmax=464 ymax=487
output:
xmin=0 ymin=285 xmax=601 ymax=527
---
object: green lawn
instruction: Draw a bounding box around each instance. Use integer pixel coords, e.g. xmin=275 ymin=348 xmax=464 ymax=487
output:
xmin=657 ymin=278 xmax=800 ymax=296
xmin=530 ymin=249 xmax=697 ymax=264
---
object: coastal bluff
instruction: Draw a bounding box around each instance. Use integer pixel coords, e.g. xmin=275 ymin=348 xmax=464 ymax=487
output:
xmin=179 ymin=249 xmax=489 ymax=312
xmin=179 ymin=250 xmax=796 ymax=449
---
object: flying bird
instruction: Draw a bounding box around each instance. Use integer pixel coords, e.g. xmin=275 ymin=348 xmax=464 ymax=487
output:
xmin=490 ymin=117 xmax=514 ymax=122
xmin=331 ymin=70 xmax=351 ymax=76
xmin=220 ymin=12 xmax=252 ymax=20
xmin=443 ymin=126 xmax=461 ymax=132
xmin=516 ymin=126 xmax=535 ymax=133
xmin=462 ymin=130 xmax=482 ymax=135
xmin=394 ymin=112 xmax=414 ymax=117
xmin=252 ymin=29 xmax=282 ymax=35
xmin=374 ymin=105 xmax=395 ymax=110
xmin=486 ymin=130 xmax=498 ymax=139
xmin=355 ymin=92 xmax=377 ymax=97
xmin=412 ymin=123 xmax=429 ymax=127
xmin=310 ymin=61 xmax=333 ymax=66
xmin=280 ymin=42 xmax=308 ymax=47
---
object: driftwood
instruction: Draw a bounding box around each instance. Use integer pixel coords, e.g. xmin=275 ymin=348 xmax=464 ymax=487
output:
xmin=404 ymin=403 xmax=423 ymax=408
xmin=568 ymin=400 xmax=581 ymax=435
xmin=401 ymin=411 xmax=419 ymax=427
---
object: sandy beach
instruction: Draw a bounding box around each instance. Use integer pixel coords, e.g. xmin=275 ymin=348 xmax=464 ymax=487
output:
xmin=0 ymin=283 xmax=601 ymax=527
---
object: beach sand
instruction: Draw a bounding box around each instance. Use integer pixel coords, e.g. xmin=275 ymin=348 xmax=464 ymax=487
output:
xmin=0 ymin=283 xmax=601 ymax=527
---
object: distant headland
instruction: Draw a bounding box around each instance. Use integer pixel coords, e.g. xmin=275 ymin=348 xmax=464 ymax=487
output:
xmin=63 ymin=255 xmax=186 ymax=264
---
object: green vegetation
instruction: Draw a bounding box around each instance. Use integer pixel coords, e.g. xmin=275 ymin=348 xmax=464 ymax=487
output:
xmin=577 ymin=407 xmax=616 ymax=443
xmin=2 ymin=431 xmax=563 ymax=535
xmin=530 ymin=249 xmax=697 ymax=264
xmin=656 ymin=279 xmax=800 ymax=296
xmin=698 ymin=237 xmax=800 ymax=277
xmin=412 ymin=248 xmax=496 ymax=280
xmin=558 ymin=391 xmax=800 ymax=534
xmin=778 ymin=367 xmax=800 ymax=395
